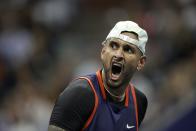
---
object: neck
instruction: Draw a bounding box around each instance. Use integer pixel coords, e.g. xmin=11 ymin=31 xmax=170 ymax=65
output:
xmin=104 ymin=85 xmax=125 ymax=102
xmin=101 ymin=70 xmax=127 ymax=102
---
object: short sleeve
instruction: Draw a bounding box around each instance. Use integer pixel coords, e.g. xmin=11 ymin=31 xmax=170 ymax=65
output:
xmin=49 ymin=79 xmax=95 ymax=130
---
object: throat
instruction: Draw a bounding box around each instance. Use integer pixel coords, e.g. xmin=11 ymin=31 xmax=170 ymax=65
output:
xmin=101 ymin=70 xmax=126 ymax=102
xmin=106 ymin=90 xmax=125 ymax=104
xmin=105 ymin=87 xmax=125 ymax=102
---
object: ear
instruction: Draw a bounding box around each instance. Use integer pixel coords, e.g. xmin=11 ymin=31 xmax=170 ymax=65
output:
xmin=101 ymin=46 xmax=106 ymax=60
xmin=137 ymin=56 xmax=146 ymax=71
xmin=101 ymin=41 xmax=106 ymax=59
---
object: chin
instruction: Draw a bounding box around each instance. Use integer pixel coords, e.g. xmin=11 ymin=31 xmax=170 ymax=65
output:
xmin=107 ymin=79 xmax=124 ymax=89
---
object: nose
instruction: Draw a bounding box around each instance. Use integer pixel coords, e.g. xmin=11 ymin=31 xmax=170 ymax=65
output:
xmin=114 ymin=49 xmax=124 ymax=61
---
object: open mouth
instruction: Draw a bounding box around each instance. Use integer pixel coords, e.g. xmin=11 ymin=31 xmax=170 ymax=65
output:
xmin=111 ymin=62 xmax=123 ymax=80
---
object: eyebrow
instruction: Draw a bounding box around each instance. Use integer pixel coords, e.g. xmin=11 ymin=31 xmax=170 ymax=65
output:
xmin=108 ymin=38 xmax=142 ymax=54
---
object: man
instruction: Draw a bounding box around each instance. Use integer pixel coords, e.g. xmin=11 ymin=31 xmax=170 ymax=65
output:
xmin=48 ymin=21 xmax=148 ymax=131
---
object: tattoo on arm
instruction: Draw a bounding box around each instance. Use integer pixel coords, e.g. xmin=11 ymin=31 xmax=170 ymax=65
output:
xmin=48 ymin=125 xmax=67 ymax=131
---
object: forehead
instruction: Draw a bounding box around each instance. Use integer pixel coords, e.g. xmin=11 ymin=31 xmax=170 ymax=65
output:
xmin=105 ymin=38 xmax=142 ymax=56
xmin=107 ymin=37 xmax=137 ymax=48
xmin=106 ymin=31 xmax=139 ymax=46
xmin=104 ymin=32 xmax=143 ymax=55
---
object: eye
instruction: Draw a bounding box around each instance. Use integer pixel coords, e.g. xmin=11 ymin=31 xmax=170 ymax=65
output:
xmin=109 ymin=41 xmax=119 ymax=50
xmin=124 ymin=45 xmax=133 ymax=54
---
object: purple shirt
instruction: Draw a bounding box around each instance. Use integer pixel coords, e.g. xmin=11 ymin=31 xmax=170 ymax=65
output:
xmin=80 ymin=70 xmax=138 ymax=131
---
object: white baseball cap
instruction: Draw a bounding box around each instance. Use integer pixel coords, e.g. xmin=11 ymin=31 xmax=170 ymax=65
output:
xmin=106 ymin=21 xmax=148 ymax=55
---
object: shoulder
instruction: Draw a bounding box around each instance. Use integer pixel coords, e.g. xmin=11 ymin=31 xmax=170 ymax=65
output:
xmin=131 ymin=85 xmax=148 ymax=126
xmin=60 ymin=78 xmax=94 ymax=96
xmin=56 ymin=78 xmax=96 ymax=111
xmin=134 ymin=87 xmax=148 ymax=108
xmin=49 ymin=78 xmax=95 ymax=130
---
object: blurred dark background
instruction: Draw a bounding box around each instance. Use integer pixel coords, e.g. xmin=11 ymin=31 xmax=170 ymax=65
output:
xmin=0 ymin=0 xmax=195 ymax=131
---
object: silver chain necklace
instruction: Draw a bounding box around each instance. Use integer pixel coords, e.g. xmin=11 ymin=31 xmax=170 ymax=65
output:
xmin=101 ymin=70 xmax=125 ymax=102
xmin=103 ymin=83 xmax=125 ymax=102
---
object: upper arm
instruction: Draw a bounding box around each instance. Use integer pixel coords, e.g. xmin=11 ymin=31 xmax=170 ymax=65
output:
xmin=49 ymin=79 xmax=95 ymax=131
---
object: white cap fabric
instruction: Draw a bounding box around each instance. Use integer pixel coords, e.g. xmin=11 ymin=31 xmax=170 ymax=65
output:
xmin=106 ymin=21 xmax=148 ymax=54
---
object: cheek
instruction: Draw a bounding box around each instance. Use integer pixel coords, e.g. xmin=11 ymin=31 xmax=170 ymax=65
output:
xmin=125 ymin=56 xmax=139 ymax=69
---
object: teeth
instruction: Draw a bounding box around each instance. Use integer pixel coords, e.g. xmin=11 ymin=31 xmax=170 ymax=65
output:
xmin=113 ymin=62 xmax=122 ymax=67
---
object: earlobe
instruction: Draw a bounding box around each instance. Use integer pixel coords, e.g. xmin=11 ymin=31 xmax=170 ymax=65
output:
xmin=137 ymin=66 xmax=140 ymax=71
xmin=137 ymin=63 xmax=143 ymax=71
